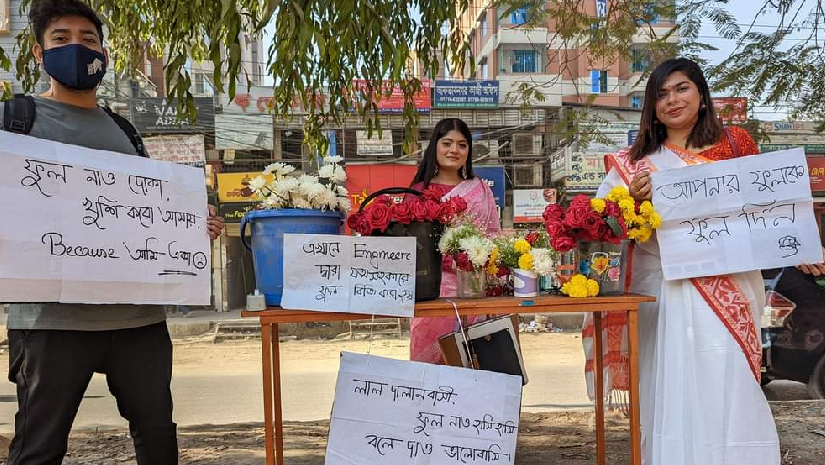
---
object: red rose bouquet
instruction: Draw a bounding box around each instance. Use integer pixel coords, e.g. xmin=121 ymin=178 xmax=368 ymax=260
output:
xmin=346 ymin=187 xmax=468 ymax=235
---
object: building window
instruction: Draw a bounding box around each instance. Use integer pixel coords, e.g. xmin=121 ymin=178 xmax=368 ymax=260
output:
xmin=591 ymin=70 xmax=608 ymax=93
xmin=596 ymin=0 xmax=608 ymax=18
xmin=512 ymin=50 xmax=537 ymax=73
xmin=481 ymin=13 xmax=488 ymax=36
xmin=631 ymin=94 xmax=643 ymax=108
xmin=511 ymin=8 xmax=527 ymax=25
xmin=630 ymin=49 xmax=650 ymax=73
xmin=194 ymin=73 xmax=205 ymax=94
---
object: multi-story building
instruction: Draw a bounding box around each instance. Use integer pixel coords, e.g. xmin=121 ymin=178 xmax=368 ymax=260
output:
xmin=457 ymin=0 xmax=679 ymax=199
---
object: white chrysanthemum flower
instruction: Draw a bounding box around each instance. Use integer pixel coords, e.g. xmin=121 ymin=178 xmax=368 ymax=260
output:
xmin=263 ymin=162 xmax=295 ymax=178
xmin=337 ymin=196 xmax=352 ymax=213
xmin=318 ymin=164 xmax=335 ymax=179
xmin=459 ymin=236 xmax=495 ymax=269
xmin=297 ymin=174 xmax=319 ymax=185
xmin=292 ymin=196 xmax=312 ymax=209
xmin=262 ymin=196 xmax=283 ymax=209
xmin=330 ymin=165 xmax=347 ymax=184
xmin=314 ymin=189 xmax=338 ymax=210
xmin=303 ymin=183 xmax=328 ymax=200
xmin=335 ymin=185 xmax=349 ymax=197
xmin=531 ymin=248 xmax=556 ymax=276
xmin=325 ymin=155 xmax=344 ymax=164
xmin=248 ymin=175 xmax=266 ymax=192
xmin=271 ymin=177 xmax=300 ymax=197
xmin=439 ymin=228 xmax=457 ymax=254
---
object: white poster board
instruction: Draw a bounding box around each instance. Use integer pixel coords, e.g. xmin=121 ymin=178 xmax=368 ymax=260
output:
xmin=651 ymin=148 xmax=822 ymax=280
xmin=513 ymin=189 xmax=556 ymax=223
xmin=356 ymin=130 xmax=394 ymax=156
xmin=326 ymin=352 xmax=522 ymax=465
xmin=281 ymin=234 xmax=416 ymax=317
xmin=0 ymin=132 xmax=210 ymax=304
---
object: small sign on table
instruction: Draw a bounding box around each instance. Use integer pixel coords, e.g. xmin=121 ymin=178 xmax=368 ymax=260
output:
xmin=281 ymin=234 xmax=417 ymax=317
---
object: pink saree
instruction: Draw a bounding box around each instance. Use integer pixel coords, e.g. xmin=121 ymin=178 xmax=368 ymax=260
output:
xmin=409 ymin=177 xmax=502 ymax=363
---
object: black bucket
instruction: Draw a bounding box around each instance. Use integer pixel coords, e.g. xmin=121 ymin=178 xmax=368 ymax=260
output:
xmin=359 ymin=187 xmax=443 ymax=302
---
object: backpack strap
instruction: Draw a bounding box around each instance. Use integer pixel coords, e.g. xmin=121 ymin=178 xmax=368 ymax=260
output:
xmin=101 ymin=106 xmax=149 ymax=158
xmin=2 ymin=94 xmax=36 ymax=134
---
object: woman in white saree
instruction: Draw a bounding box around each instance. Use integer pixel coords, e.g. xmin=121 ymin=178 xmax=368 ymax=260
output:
xmin=584 ymin=58 xmax=795 ymax=464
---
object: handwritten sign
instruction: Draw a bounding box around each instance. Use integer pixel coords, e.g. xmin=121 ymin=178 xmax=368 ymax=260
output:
xmin=651 ymin=148 xmax=822 ymax=280
xmin=281 ymin=234 xmax=416 ymax=316
xmin=0 ymin=131 xmax=210 ymax=304
xmin=326 ymin=352 xmax=522 ymax=465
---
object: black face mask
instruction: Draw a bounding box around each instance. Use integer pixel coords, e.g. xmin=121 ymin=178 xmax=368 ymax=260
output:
xmin=42 ymin=44 xmax=107 ymax=91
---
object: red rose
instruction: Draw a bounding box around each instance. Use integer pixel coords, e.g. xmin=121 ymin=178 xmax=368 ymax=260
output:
xmin=346 ymin=213 xmax=359 ymax=231
xmin=581 ymin=211 xmax=603 ymax=241
xmin=603 ymin=216 xmax=628 ymax=244
xmin=424 ymin=200 xmax=442 ymax=222
xmin=497 ymin=265 xmax=510 ymax=277
xmin=422 ymin=187 xmax=442 ymax=202
xmin=570 ymin=194 xmax=591 ymax=208
xmin=450 ymin=197 xmax=468 ymax=215
xmin=392 ymin=203 xmax=413 ymax=224
xmin=486 ymin=285 xmax=504 ymax=297
xmin=604 ymin=201 xmax=621 ymax=218
xmin=545 ymin=219 xmax=567 ymax=239
xmin=525 ymin=231 xmax=541 ymax=245
xmin=437 ymin=202 xmax=456 ymax=224
xmin=543 ymin=204 xmax=564 ymax=221
xmin=563 ymin=205 xmax=590 ymax=229
xmin=410 ymin=199 xmax=429 ymax=222
xmin=550 ymin=235 xmax=577 ymax=252
xmin=455 ymin=252 xmax=473 ymax=272
xmin=354 ymin=214 xmax=374 ymax=235
xmin=367 ymin=202 xmax=392 ymax=232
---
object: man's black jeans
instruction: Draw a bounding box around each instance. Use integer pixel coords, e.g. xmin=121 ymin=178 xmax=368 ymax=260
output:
xmin=7 ymin=322 xmax=177 ymax=465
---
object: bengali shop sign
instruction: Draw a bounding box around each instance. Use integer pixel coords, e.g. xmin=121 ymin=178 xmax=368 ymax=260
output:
xmin=433 ymin=80 xmax=499 ymax=108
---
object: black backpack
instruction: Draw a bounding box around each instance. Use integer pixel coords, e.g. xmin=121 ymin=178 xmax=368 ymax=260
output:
xmin=2 ymin=94 xmax=148 ymax=158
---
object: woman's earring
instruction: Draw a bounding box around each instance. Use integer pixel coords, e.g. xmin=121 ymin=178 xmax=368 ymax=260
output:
xmin=434 ymin=166 xmax=439 ymax=175
xmin=461 ymin=165 xmax=467 ymax=179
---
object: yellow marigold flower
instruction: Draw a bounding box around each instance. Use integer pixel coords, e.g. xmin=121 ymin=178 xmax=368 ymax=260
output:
xmin=514 ymin=239 xmax=531 ymax=254
xmin=607 ymin=186 xmax=630 ymax=203
xmin=627 ymin=228 xmax=642 ymax=240
xmin=487 ymin=263 xmax=499 ymax=276
xmin=639 ymin=201 xmax=655 ymax=216
xmin=518 ymin=253 xmax=534 ymax=271
xmin=489 ymin=246 xmax=500 ymax=264
xmin=570 ymin=274 xmax=588 ymax=286
xmin=561 ymin=282 xmax=571 ymax=295
xmin=567 ymin=283 xmax=589 ymax=298
xmin=586 ymin=279 xmax=600 ymax=297
xmin=590 ymin=198 xmax=606 ymax=213
xmin=619 ymin=198 xmax=635 ymax=214
xmin=649 ymin=212 xmax=662 ymax=229
xmin=637 ymin=225 xmax=653 ymax=243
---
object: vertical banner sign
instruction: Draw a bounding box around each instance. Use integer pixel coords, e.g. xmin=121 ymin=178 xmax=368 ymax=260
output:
xmin=651 ymin=149 xmax=822 ymax=280
xmin=0 ymin=132 xmax=210 ymax=304
xmin=474 ymin=166 xmax=506 ymax=220
xmin=326 ymin=352 xmax=522 ymax=465
xmin=281 ymin=234 xmax=417 ymax=316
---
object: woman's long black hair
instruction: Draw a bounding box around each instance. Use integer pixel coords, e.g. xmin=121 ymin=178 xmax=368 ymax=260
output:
xmin=628 ymin=58 xmax=724 ymax=161
xmin=410 ymin=118 xmax=475 ymax=188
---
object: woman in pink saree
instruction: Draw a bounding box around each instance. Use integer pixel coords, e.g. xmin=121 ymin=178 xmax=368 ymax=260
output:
xmin=407 ymin=118 xmax=501 ymax=364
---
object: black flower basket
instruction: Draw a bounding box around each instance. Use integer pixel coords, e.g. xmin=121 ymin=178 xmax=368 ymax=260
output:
xmin=359 ymin=187 xmax=443 ymax=302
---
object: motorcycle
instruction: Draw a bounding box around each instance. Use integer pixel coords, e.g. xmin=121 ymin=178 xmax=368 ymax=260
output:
xmin=761 ymin=267 xmax=825 ymax=398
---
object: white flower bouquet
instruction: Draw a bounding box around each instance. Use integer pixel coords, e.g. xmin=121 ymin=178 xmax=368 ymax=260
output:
xmin=248 ymin=156 xmax=351 ymax=213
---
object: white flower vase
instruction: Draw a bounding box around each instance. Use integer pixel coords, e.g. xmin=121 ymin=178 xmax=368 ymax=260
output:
xmin=513 ymin=269 xmax=538 ymax=298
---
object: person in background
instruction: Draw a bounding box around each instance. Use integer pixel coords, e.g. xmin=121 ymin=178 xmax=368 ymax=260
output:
xmin=1 ymin=1 xmax=225 ymax=464
xmin=583 ymin=57 xmax=824 ymax=464
xmin=407 ymin=117 xmax=501 ymax=364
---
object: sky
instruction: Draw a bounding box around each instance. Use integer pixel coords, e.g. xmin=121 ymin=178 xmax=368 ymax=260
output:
xmin=261 ymin=0 xmax=815 ymax=121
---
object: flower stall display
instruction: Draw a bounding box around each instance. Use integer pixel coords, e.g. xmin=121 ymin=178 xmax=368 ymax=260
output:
xmin=240 ymin=157 xmax=351 ymax=306
xmin=345 ymin=186 xmax=468 ymax=301
xmin=543 ymin=187 xmax=661 ymax=295
xmin=438 ymin=222 xmax=496 ymax=298
xmin=490 ymin=230 xmax=550 ymax=297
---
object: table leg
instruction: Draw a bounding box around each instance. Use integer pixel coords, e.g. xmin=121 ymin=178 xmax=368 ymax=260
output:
xmin=272 ymin=324 xmax=285 ymax=465
xmin=261 ymin=323 xmax=275 ymax=465
xmin=628 ymin=310 xmax=642 ymax=465
xmin=593 ymin=312 xmax=605 ymax=465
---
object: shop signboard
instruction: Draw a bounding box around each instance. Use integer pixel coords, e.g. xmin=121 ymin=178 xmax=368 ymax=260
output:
xmin=474 ymin=165 xmax=506 ymax=219
xmin=350 ymin=80 xmax=431 ymax=113
xmin=130 ymin=97 xmax=215 ymax=134
xmin=433 ymin=80 xmax=499 ymax=108
xmin=513 ymin=189 xmax=557 ymax=223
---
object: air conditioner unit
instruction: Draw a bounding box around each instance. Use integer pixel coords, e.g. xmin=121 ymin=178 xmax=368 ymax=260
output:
xmin=474 ymin=139 xmax=500 ymax=161
xmin=512 ymin=134 xmax=543 ymax=156
xmin=513 ymin=164 xmax=543 ymax=187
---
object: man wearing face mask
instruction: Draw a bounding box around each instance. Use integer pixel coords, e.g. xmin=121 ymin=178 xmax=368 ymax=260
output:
xmin=1 ymin=1 xmax=224 ymax=464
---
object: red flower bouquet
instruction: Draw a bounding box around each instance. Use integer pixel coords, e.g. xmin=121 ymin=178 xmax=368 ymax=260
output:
xmin=543 ymin=194 xmax=627 ymax=253
xmin=347 ymin=187 xmax=468 ymax=235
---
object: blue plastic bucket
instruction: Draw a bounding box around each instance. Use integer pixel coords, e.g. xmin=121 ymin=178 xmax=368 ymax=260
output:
xmin=241 ymin=208 xmax=343 ymax=306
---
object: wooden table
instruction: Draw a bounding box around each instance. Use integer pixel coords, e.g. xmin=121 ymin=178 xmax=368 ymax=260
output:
xmin=242 ymin=294 xmax=655 ymax=465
